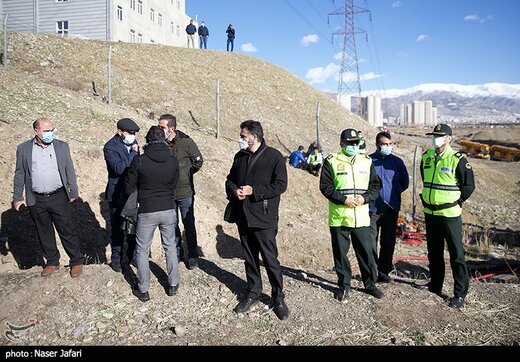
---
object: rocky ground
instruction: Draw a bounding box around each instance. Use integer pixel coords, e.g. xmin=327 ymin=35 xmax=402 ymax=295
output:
xmin=0 ymin=33 xmax=519 ymax=347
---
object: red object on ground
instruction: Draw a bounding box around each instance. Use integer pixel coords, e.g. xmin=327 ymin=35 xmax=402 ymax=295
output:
xmin=400 ymin=238 xmax=423 ymax=246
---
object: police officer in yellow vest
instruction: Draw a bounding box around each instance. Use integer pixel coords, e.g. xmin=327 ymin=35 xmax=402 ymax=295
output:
xmin=417 ymin=124 xmax=475 ymax=309
xmin=320 ymin=129 xmax=383 ymax=302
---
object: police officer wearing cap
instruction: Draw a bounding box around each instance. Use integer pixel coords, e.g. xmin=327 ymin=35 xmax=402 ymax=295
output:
xmin=103 ymin=118 xmax=140 ymax=272
xmin=320 ymin=128 xmax=383 ymax=302
xmin=416 ymin=124 xmax=475 ymax=308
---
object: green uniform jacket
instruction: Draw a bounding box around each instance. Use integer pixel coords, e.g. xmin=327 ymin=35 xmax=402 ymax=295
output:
xmin=320 ymin=151 xmax=380 ymax=227
xmin=420 ymin=145 xmax=475 ymax=217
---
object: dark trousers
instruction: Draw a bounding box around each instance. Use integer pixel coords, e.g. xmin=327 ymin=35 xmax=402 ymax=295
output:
xmin=237 ymin=223 xmax=284 ymax=303
xmin=174 ymin=196 xmax=199 ymax=259
xmin=425 ymin=214 xmax=469 ymax=298
xmin=109 ymin=204 xmax=135 ymax=264
xmin=370 ymin=209 xmax=399 ymax=276
xmin=330 ymin=226 xmax=378 ymax=290
xmin=29 ymin=189 xmax=83 ymax=267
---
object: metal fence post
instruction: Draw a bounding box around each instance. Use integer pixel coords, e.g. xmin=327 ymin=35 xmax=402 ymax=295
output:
xmin=108 ymin=43 xmax=112 ymax=104
xmin=316 ymin=101 xmax=321 ymax=149
xmin=216 ymin=78 xmax=220 ymax=139
xmin=412 ymin=145 xmax=419 ymax=220
xmin=3 ymin=14 xmax=8 ymax=69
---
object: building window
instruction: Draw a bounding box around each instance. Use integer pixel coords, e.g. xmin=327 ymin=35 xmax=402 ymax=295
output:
xmin=176 ymin=25 xmax=180 ymax=37
xmin=56 ymin=0 xmax=69 ymax=2
xmin=56 ymin=20 xmax=69 ymax=36
xmin=117 ymin=6 xmax=123 ymax=21
xmin=171 ymin=21 xmax=174 ymax=34
xmin=137 ymin=33 xmax=143 ymax=43
xmin=177 ymin=1 xmax=180 ymax=10
xmin=130 ymin=29 xmax=136 ymax=43
xmin=158 ymin=14 xmax=162 ymax=27
xmin=150 ymin=9 xmax=155 ymax=23
xmin=137 ymin=0 xmax=143 ymax=15
xmin=130 ymin=0 xmax=136 ymax=11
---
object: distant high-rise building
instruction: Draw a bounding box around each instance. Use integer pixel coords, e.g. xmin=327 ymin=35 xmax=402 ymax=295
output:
xmin=361 ymin=95 xmax=383 ymax=127
xmin=1 ymin=0 xmax=192 ymax=47
xmin=403 ymin=100 xmax=437 ymax=126
xmin=424 ymin=101 xmax=433 ymax=126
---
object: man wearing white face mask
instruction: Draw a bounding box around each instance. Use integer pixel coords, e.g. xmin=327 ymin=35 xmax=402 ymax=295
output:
xmin=320 ymin=128 xmax=383 ymax=302
xmin=369 ymin=132 xmax=409 ymax=283
xmin=226 ymin=120 xmax=289 ymax=321
xmin=103 ymin=118 xmax=140 ymax=272
xmin=415 ymin=124 xmax=475 ymax=309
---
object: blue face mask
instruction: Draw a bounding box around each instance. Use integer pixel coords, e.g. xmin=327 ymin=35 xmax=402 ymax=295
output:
xmin=41 ymin=131 xmax=55 ymax=144
xmin=344 ymin=145 xmax=358 ymax=156
xmin=380 ymin=146 xmax=393 ymax=157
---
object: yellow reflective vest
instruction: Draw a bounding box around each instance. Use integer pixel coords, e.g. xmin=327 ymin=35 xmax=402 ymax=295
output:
xmin=327 ymin=152 xmax=372 ymax=227
xmin=421 ymin=145 xmax=463 ymax=217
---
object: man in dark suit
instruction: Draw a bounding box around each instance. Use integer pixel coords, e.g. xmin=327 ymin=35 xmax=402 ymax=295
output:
xmin=103 ymin=118 xmax=140 ymax=273
xmin=12 ymin=118 xmax=84 ymax=278
xmin=225 ymin=120 xmax=289 ymax=321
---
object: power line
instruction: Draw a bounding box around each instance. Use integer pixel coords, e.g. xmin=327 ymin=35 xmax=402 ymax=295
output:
xmin=283 ymin=0 xmax=340 ymax=53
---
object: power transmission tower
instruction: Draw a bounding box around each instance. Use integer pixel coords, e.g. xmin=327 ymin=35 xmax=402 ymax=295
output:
xmin=329 ymin=0 xmax=368 ymax=112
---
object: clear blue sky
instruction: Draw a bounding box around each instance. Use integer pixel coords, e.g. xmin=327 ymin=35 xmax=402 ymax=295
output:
xmin=186 ymin=0 xmax=520 ymax=93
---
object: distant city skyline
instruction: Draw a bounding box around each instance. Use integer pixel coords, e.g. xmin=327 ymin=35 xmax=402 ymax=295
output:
xmin=186 ymin=0 xmax=520 ymax=94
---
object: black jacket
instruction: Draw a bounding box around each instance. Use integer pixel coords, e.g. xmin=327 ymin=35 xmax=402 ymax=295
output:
xmin=225 ymin=142 xmax=287 ymax=229
xmin=167 ymin=130 xmax=203 ymax=200
xmin=124 ymin=142 xmax=179 ymax=214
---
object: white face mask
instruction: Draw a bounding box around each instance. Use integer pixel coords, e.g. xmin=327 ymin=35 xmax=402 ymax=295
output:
xmin=238 ymin=138 xmax=249 ymax=150
xmin=433 ymin=136 xmax=445 ymax=149
xmin=123 ymin=134 xmax=136 ymax=146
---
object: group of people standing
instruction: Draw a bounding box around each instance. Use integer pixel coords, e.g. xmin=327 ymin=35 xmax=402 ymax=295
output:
xmin=11 ymin=116 xmax=474 ymax=321
xmin=185 ymin=19 xmax=235 ymax=52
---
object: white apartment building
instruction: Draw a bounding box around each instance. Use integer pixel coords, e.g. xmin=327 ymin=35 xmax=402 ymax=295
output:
xmin=1 ymin=0 xmax=193 ymax=47
xmin=361 ymin=95 xmax=383 ymax=127
xmin=401 ymin=100 xmax=438 ymax=126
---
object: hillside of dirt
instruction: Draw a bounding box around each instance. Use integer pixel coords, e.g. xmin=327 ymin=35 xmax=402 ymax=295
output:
xmin=0 ymin=33 xmax=519 ymax=347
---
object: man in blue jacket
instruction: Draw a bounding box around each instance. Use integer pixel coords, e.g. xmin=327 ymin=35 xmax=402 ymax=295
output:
xmin=289 ymin=146 xmax=307 ymax=170
xmin=103 ymin=118 xmax=140 ymax=272
xmin=369 ymin=131 xmax=409 ymax=282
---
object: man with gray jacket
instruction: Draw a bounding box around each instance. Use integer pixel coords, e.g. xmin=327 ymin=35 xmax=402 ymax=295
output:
xmin=158 ymin=114 xmax=203 ymax=269
xmin=12 ymin=118 xmax=84 ymax=278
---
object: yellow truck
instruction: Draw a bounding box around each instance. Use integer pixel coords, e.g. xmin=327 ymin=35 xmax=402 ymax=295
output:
xmin=490 ymin=145 xmax=520 ymax=162
xmin=459 ymin=139 xmax=491 ymax=159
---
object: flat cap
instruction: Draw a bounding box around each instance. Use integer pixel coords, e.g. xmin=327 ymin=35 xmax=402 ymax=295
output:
xmin=426 ymin=124 xmax=452 ymax=136
xmin=340 ymin=128 xmax=360 ymax=142
xmin=117 ymin=118 xmax=140 ymax=132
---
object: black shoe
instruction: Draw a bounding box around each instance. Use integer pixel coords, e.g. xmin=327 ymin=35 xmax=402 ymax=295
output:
xmin=366 ymin=287 xmax=385 ymax=299
xmin=110 ymin=262 xmax=122 ymax=273
xmin=273 ymin=300 xmax=289 ymax=321
xmin=133 ymin=288 xmax=150 ymax=303
xmin=335 ymin=288 xmax=350 ymax=303
xmin=167 ymin=284 xmax=179 ymax=297
xmin=234 ymin=297 xmax=258 ymax=313
xmin=377 ymin=273 xmax=391 ymax=283
xmin=187 ymin=258 xmax=198 ymax=270
xmin=448 ymin=296 xmax=464 ymax=309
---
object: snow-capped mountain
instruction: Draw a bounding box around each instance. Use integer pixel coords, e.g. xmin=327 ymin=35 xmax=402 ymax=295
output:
xmin=352 ymin=83 xmax=520 ymax=123
xmin=361 ymin=83 xmax=520 ymax=99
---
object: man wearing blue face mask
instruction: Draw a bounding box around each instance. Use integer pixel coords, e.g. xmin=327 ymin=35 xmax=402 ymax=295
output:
xmin=12 ymin=118 xmax=84 ymax=278
xmin=320 ymin=128 xmax=383 ymax=302
xmin=369 ymin=132 xmax=409 ymax=283
xmin=103 ymin=118 xmax=140 ymax=272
